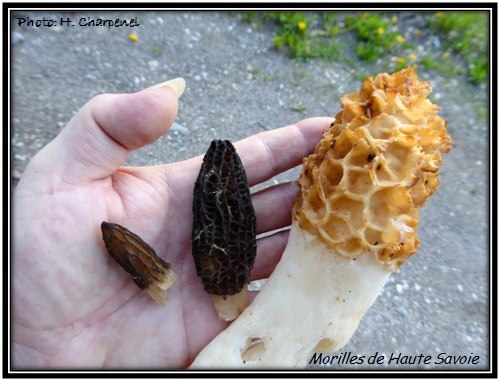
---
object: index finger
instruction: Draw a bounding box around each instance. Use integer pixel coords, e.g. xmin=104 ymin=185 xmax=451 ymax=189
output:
xmin=234 ymin=117 xmax=333 ymax=186
xmin=171 ymin=117 xmax=333 ymax=189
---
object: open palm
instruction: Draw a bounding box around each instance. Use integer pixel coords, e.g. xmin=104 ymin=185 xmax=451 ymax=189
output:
xmin=12 ymin=85 xmax=332 ymax=369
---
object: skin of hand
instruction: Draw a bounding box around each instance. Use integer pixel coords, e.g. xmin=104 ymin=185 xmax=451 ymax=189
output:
xmin=12 ymin=82 xmax=333 ymax=369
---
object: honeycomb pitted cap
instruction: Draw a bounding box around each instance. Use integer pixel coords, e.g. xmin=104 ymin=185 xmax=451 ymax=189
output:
xmin=293 ymin=68 xmax=452 ymax=271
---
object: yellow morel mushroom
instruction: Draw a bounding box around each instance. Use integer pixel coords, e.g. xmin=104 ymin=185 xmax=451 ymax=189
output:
xmin=190 ymin=68 xmax=451 ymax=368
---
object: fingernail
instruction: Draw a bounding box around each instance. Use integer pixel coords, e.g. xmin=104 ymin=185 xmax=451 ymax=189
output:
xmin=147 ymin=77 xmax=186 ymax=98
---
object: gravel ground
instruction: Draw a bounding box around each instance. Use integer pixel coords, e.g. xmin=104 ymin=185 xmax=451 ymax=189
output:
xmin=10 ymin=10 xmax=490 ymax=372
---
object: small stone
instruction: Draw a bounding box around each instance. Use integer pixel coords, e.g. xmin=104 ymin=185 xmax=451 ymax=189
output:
xmin=171 ymin=122 xmax=189 ymax=135
xmin=432 ymin=36 xmax=441 ymax=49
xmin=148 ymin=60 xmax=159 ymax=70
xmin=396 ymin=306 xmax=407 ymax=317
xmin=12 ymin=169 xmax=23 ymax=179
xmin=12 ymin=31 xmax=24 ymax=44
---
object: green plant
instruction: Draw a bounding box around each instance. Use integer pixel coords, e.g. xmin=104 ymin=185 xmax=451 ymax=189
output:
xmin=262 ymin=73 xmax=273 ymax=81
xmin=476 ymin=105 xmax=487 ymax=121
xmin=418 ymin=53 xmax=462 ymax=77
xmin=345 ymin=13 xmax=408 ymax=62
xmin=426 ymin=11 xmax=489 ymax=84
xmin=290 ymin=103 xmax=306 ymax=113
xmin=237 ymin=11 xmax=488 ymax=85
xmin=242 ymin=11 xmax=258 ymax=24
xmin=265 ymin=12 xmax=318 ymax=59
xmin=247 ymin=12 xmax=345 ymax=60
xmin=469 ymin=55 xmax=489 ymax=84
xmin=251 ymin=66 xmax=261 ymax=76
xmin=151 ymin=45 xmax=163 ymax=56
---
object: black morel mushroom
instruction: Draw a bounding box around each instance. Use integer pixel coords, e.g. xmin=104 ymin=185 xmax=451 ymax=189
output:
xmin=192 ymin=139 xmax=257 ymax=320
xmin=101 ymin=221 xmax=177 ymax=307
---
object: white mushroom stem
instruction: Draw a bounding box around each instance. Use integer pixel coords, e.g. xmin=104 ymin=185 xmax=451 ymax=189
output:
xmin=190 ymin=222 xmax=391 ymax=368
xmin=211 ymin=287 xmax=248 ymax=321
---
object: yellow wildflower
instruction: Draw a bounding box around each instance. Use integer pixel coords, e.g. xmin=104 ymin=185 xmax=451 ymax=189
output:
xmin=396 ymin=35 xmax=404 ymax=43
xmin=377 ymin=27 xmax=385 ymax=35
xmin=129 ymin=33 xmax=138 ymax=42
xmin=409 ymin=53 xmax=417 ymax=60
xmin=395 ymin=57 xmax=406 ymax=63
xmin=436 ymin=12 xmax=443 ymax=17
xmin=392 ymin=16 xmax=398 ymax=23
xmin=412 ymin=64 xmax=419 ymax=69
xmin=443 ymin=51 xmax=451 ymax=58
xmin=415 ymin=29 xmax=422 ymax=36
xmin=298 ymin=21 xmax=307 ymax=31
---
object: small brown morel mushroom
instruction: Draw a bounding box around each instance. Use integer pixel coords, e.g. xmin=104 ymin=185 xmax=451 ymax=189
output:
xmin=192 ymin=139 xmax=257 ymax=321
xmin=101 ymin=221 xmax=177 ymax=307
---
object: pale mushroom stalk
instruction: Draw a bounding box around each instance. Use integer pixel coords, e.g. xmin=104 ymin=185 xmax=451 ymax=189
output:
xmin=191 ymin=69 xmax=451 ymax=368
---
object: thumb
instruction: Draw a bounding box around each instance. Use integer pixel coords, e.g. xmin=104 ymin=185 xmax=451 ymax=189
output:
xmin=21 ymin=78 xmax=185 ymax=189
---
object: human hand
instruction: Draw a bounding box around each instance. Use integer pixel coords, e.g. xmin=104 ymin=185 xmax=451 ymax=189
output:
xmin=12 ymin=79 xmax=333 ymax=369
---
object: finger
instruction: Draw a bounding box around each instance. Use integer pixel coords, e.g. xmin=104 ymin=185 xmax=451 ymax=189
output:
xmin=166 ymin=117 xmax=333 ymax=197
xmin=248 ymin=290 xmax=259 ymax=305
xmin=252 ymin=181 xmax=298 ymax=234
xmin=252 ymin=229 xmax=290 ymax=281
xmin=25 ymin=82 xmax=182 ymax=188
xmin=234 ymin=117 xmax=333 ymax=186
